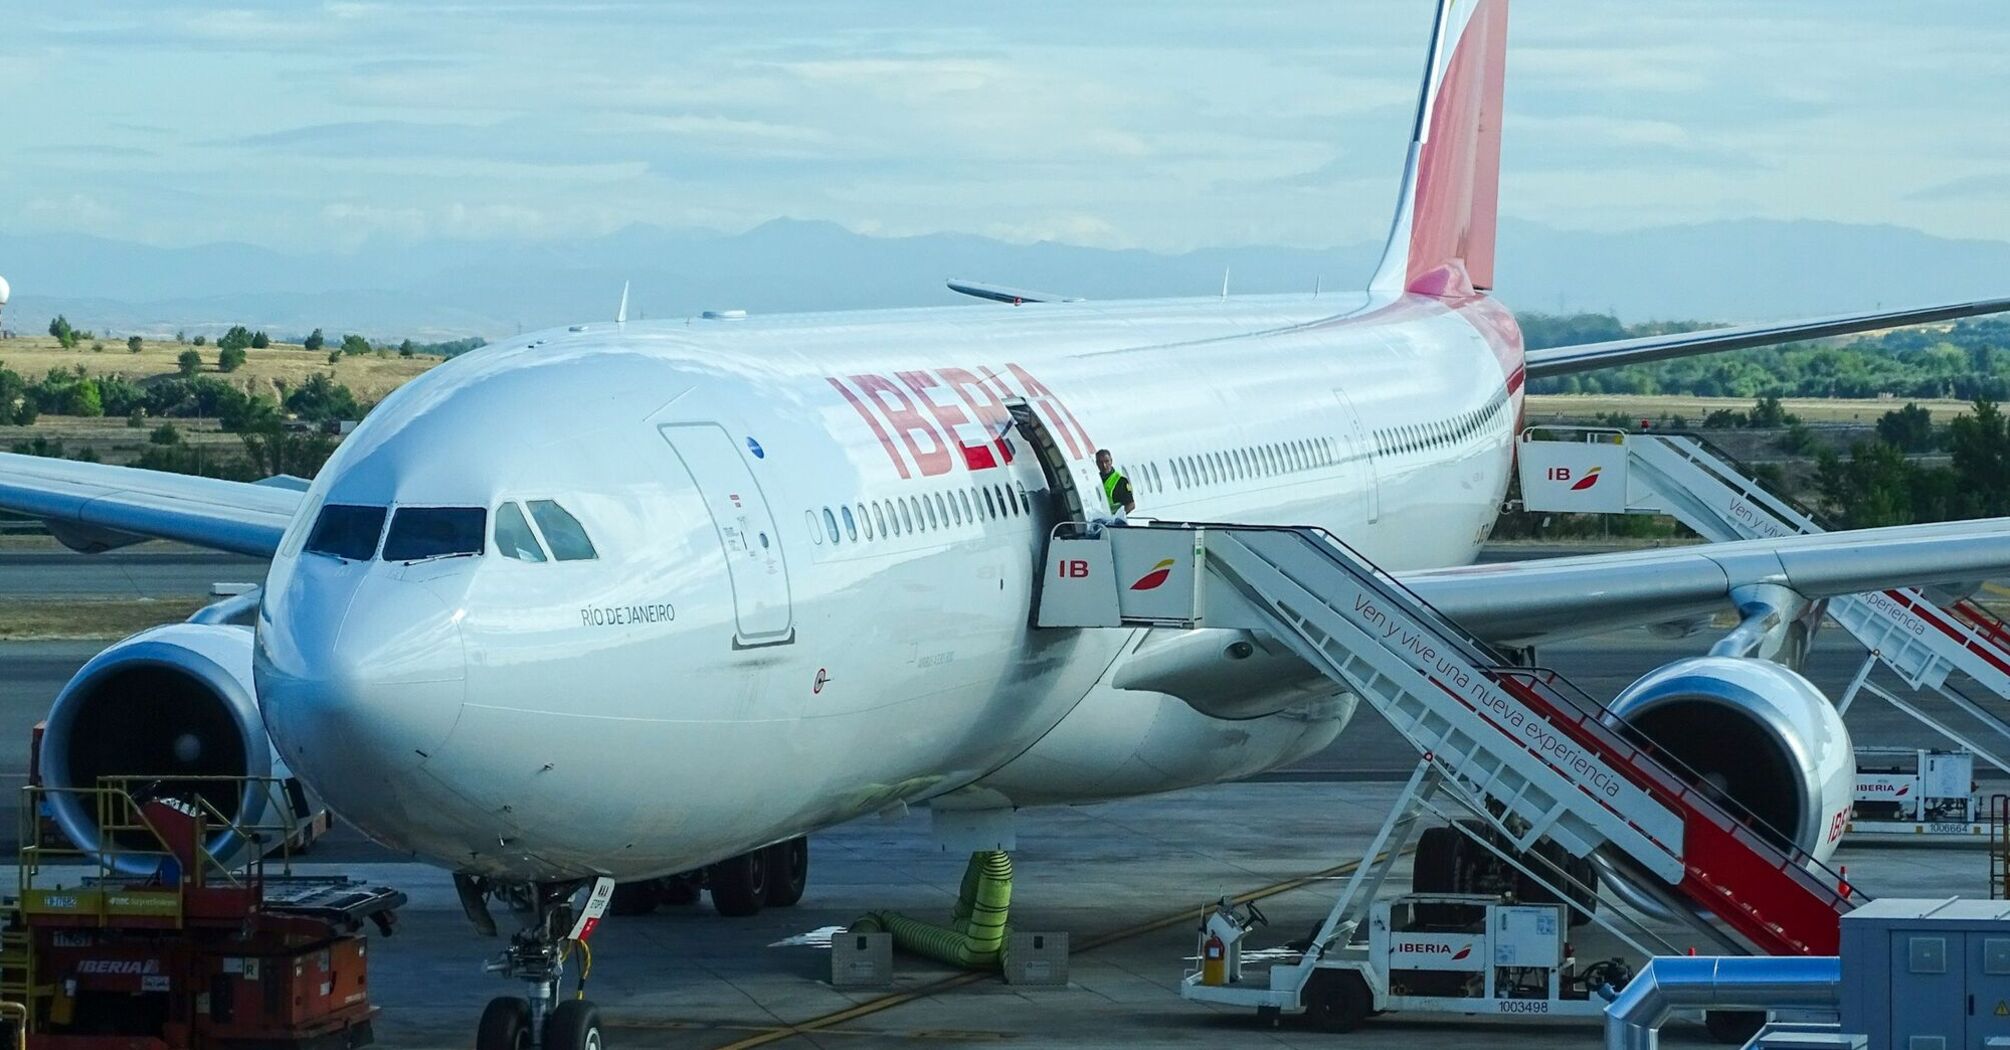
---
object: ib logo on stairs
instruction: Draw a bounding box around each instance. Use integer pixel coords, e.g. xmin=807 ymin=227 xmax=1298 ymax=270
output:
xmin=1130 ymin=559 xmax=1176 ymax=591
xmin=1545 ymin=465 xmax=1602 ymax=491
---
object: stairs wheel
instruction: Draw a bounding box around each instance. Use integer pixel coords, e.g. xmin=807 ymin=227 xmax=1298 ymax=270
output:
xmin=1300 ymin=967 xmax=1372 ymax=1032
xmin=1412 ymin=826 xmax=1460 ymax=894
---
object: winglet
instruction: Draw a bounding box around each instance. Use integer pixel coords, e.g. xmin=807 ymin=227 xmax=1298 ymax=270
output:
xmin=616 ymin=280 xmax=630 ymax=324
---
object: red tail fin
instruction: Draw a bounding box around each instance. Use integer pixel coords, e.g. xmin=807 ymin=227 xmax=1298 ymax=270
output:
xmin=1370 ymin=0 xmax=1510 ymax=299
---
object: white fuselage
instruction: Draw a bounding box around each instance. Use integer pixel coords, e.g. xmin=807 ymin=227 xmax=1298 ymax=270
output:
xmin=254 ymin=289 xmax=1524 ymax=880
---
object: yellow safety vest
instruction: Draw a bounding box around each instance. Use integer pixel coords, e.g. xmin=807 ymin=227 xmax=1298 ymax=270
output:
xmin=1103 ymin=470 xmax=1127 ymax=510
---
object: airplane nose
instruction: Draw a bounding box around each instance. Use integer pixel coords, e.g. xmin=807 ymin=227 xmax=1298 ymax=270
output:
xmin=257 ymin=570 xmax=467 ymax=788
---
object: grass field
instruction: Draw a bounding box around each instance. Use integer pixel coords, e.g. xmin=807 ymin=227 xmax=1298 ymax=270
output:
xmin=0 ymin=597 xmax=208 ymax=639
xmin=0 ymin=334 xmax=439 ymax=402
xmin=1524 ymin=393 xmax=1978 ymax=425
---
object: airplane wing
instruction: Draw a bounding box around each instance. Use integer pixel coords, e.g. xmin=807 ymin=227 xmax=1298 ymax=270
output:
xmin=0 ymin=452 xmax=301 ymax=557
xmin=1402 ymin=517 xmax=2010 ymax=647
xmin=1526 ymin=297 xmax=2010 ymax=378
xmin=945 ymin=279 xmax=1084 ymax=305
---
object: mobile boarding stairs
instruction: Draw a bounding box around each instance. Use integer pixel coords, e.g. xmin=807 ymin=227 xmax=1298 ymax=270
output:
xmin=1035 ymin=520 xmax=1860 ymax=990
xmin=1518 ymin=427 xmax=2010 ymax=777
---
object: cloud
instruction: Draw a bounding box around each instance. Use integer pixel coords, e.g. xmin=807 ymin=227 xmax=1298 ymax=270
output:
xmin=1905 ymin=174 xmax=2010 ymax=204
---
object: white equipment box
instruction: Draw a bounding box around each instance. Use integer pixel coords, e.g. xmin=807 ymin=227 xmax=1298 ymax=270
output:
xmin=1849 ymin=748 xmax=1989 ymax=840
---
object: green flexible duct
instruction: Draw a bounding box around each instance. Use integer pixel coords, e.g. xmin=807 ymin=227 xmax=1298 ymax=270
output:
xmin=852 ymin=850 xmax=1013 ymax=970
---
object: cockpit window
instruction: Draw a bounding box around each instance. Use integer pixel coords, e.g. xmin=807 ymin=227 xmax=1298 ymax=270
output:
xmin=494 ymin=502 xmax=547 ymax=562
xmin=305 ymin=504 xmax=386 ymax=561
xmin=527 ymin=500 xmax=597 ymax=561
xmin=382 ymin=507 xmax=486 ymax=562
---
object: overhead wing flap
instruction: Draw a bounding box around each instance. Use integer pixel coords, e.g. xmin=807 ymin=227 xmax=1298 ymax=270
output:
xmin=1402 ymin=517 xmax=2010 ymax=647
xmin=0 ymin=452 xmax=302 ymax=557
xmin=1526 ymin=296 xmax=2010 ymax=378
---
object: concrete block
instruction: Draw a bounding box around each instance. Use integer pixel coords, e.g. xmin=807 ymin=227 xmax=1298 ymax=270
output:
xmin=1004 ymin=931 xmax=1069 ymax=986
xmin=830 ymin=931 xmax=893 ymax=988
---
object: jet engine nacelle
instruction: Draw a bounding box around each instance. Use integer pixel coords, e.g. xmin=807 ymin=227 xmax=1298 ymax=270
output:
xmin=1596 ymin=655 xmax=1855 ymax=921
xmin=39 ymin=623 xmax=287 ymax=874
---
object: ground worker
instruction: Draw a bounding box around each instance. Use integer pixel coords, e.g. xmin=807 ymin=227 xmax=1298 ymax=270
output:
xmin=1096 ymin=449 xmax=1135 ymax=515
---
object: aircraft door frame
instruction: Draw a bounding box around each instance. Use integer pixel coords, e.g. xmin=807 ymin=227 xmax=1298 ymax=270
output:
xmin=658 ymin=422 xmax=795 ymax=648
xmin=1002 ymin=398 xmax=1091 ymax=524
xmin=1332 ymin=386 xmax=1381 ymax=524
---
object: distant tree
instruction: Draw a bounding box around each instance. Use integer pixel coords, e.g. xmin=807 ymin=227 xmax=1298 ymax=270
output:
xmin=47 ymin=315 xmax=76 ymax=349
xmin=339 ymin=334 xmax=371 ymax=357
xmin=150 ymin=423 xmax=182 ymax=446
xmin=193 ymin=335 xmax=207 ymax=347
xmin=284 ymin=372 xmax=362 ymax=423
xmin=177 ymin=349 xmax=203 ymax=377
xmin=65 ymin=380 xmax=102 ymax=417
xmin=1876 ymin=402 xmax=1937 ymax=452
xmin=11 ymin=436 xmax=63 ymax=458
xmin=1749 ymin=395 xmax=1798 ymax=429
xmin=218 ymin=345 xmax=248 ymax=372
xmin=174 ymin=330 xmax=188 ymax=345
xmin=126 ymin=335 xmax=143 ymax=354
xmin=1817 ymin=442 xmax=1918 ymax=528
xmin=95 ymin=375 xmax=145 ymax=416
xmin=217 ymin=325 xmax=253 ymax=353
xmin=251 ymin=331 xmax=270 ymax=349
xmin=90 ymin=342 xmax=104 ymax=353
xmin=1947 ymin=399 xmax=2010 ymax=518
xmin=327 ymin=350 xmax=341 ymax=365
xmin=302 ymin=329 xmax=325 ymax=352
xmin=398 ymin=339 xmax=415 ymax=358
xmin=126 ymin=409 xmax=145 ymax=428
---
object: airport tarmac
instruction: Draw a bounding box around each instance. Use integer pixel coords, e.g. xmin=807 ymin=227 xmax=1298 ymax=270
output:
xmin=27 ymin=780 xmax=1965 ymax=1050
xmin=5 ymin=543 xmax=2003 ymax=1046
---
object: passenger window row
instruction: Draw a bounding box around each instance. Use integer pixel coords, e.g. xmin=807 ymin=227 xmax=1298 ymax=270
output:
xmin=810 ymin=482 xmax=1034 ymax=548
xmin=1158 ymin=436 xmax=1339 ymax=493
xmin=1373 ymin=389 xmax=1509 ymax=458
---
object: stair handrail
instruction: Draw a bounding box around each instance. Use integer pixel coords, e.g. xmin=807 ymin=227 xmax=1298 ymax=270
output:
xmin=1144 ymin=519 xmax=1863 ymax=931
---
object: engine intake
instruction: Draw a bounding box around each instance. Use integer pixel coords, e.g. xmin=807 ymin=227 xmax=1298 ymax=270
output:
xmin=1595 ymin=656 xmax=1855 ymax=922
xmin=39 ymin=623 xmax=282 ymax=873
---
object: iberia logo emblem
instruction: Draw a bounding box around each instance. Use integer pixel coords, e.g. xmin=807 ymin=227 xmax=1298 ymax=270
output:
xmin=1451 ymin=945 xmax=1472 ymax=961
xmin=1130 ymin=558 xmax=1176 ymax=591
xmin=1569 ymin=466 xmax=1602 ymax=491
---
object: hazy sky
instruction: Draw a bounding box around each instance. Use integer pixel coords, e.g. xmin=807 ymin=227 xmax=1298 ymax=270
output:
xmin=4 ymin=1 xmax=2006 ymax=254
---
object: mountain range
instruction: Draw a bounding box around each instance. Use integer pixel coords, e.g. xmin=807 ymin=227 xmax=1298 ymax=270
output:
xmin=3 ymin=218 xmax=2007 ymax=341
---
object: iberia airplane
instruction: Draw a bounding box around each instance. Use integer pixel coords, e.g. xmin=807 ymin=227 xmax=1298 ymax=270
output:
xmin=2 ymin=1 xmax=2006 ymax=1046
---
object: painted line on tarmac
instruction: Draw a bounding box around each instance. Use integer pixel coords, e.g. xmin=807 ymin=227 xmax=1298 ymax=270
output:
xmin=707 ymin=850 xmax=1398 ymax=1050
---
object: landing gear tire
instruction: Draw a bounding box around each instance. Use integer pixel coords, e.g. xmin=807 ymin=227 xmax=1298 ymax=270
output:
xmin=764 ymin=837 xmax=809 ymax=907
xmin=710 ymin=849 xmax=770 ymax=917
xmin=544 ymin=1000 xmax=604 ymax=1050
xmin=659 ymin=874 xmax=700 ymax=906
xmin=607 ymin=881 xmax=660 ymax=917
xmin=1300 ymin=968 xmax=1372 ymax=1032
xmin=475 ymin=996 xmax=532 ymax=1050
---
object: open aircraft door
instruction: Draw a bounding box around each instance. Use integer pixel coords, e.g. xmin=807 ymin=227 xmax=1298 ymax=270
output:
xmin=659 ymin=422 xmax=794 ymax=648
xmin=1003 ymin=397 xmax=1094 ymax=525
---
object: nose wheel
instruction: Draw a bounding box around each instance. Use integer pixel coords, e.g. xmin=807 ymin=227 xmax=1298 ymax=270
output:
xmin=478 ymin=997 xmax=603 ymax=1050
xmin=465 ymin=876 xmax=616 ymax=1050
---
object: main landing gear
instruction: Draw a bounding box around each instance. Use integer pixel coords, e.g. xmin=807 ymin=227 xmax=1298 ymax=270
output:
xmin=607 ymin=836 xmax=810 ymax=918
xmin=458 ymin=875 xmax=615 ymax=1050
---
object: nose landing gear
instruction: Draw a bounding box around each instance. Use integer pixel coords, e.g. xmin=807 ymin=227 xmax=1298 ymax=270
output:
xmin=463 ymin=876 xmax=615 ymax=1050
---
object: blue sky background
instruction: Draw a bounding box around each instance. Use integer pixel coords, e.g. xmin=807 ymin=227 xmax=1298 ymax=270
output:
xmin=2 ymin=1 xmax=2006 ymax=255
